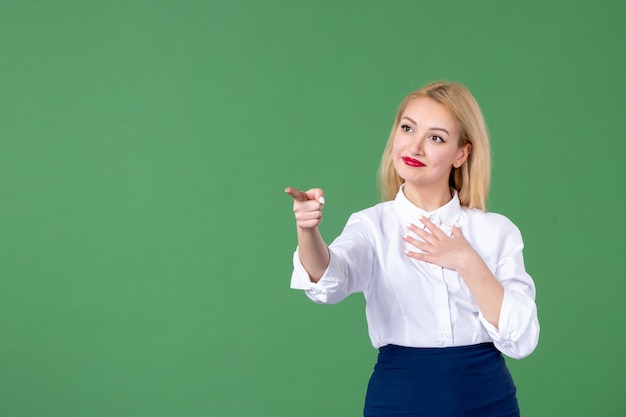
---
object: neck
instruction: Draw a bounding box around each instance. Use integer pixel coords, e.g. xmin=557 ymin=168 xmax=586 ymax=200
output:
xmin=402 ymin=183 xmax=452 ymax=211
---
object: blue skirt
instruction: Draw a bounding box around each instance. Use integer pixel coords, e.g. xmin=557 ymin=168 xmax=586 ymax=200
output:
xmin=364 ymin=343 xmax=520 ymax=417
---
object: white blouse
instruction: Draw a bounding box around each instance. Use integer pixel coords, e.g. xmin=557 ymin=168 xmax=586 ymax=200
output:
xmin=291 ymin=186 xmax=539 ymax=359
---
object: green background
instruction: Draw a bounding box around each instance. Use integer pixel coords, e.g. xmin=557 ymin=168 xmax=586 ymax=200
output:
xmin=1 ymin=0 xmax=624 ymax=416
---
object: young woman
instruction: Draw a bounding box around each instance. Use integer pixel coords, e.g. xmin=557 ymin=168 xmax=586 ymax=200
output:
xmin=286 ymin=81 xmax=539 ymax=417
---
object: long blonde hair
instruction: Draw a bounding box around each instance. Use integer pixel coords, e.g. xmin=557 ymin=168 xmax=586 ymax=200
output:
xmin=377 ymin=81 xmax=491 ymax=211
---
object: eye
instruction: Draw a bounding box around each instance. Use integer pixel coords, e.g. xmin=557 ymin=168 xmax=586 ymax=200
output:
xmin=400 ymin=124 xmax=413 ymax=133
xmin=431 ymin=135 xmax=445 ymax=143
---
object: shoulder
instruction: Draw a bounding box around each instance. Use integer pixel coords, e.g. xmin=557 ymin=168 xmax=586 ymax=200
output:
xmin=462 ymin=207 xmax=525 ymax=248
xmin=463 ymin=207 xmax=519 ymax=230
xmin=349 ymin=200 xmax=396 ymax=223
xmin=339 ymin=201 xmax=397 ymax=238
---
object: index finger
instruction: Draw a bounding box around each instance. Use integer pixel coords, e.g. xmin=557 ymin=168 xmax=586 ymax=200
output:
xmin=285 ymin=187 xmax=326 ymax=205
xmin=418 ymin=215 xmax=446 ymax=238
xmin=285 ymin=187 xmax=308 ymax=202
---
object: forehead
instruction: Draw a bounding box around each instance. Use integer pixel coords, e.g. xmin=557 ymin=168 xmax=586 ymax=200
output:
xmin=401 ymin=97 xmax=458 ymax=132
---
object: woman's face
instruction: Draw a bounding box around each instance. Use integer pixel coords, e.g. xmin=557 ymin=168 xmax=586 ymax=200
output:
xmin=391 ymin=97 xmax=470 ymax=194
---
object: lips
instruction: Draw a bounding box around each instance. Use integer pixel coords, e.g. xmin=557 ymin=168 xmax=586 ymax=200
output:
xmin=402 ymin=156 xmax=425 ymax=167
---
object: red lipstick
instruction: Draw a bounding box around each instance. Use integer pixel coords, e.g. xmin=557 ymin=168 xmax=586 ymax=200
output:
xmin=402 ymin=156 xmax=425 ymax=167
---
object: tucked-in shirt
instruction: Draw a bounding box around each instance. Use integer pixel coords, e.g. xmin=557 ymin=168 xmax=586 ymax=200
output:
xmin=291 ymin=186 xmax=540 ymax=359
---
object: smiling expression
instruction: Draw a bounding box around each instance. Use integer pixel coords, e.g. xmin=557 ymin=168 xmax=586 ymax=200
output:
xmin=392 ymin=97 xmax=470 ymax=194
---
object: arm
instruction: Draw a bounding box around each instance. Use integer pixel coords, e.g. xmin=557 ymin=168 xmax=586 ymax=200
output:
xmin=287 ymin=188 xmax=376 ymax=304
xmin=285 ymin=187 xmax=329 ymax=282
xmin=484 ymin=225 xmax=539 ymax=359
xmin=404 ymin=215 xmax=504 ymax=327
xmin=404 ymin=215 xmax=539 ymax=358
xmin=454 ymin=251 xmax=504 ymax=328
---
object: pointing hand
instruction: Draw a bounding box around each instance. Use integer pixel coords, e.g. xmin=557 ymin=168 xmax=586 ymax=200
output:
xmin=285 ymin=187 xmax=326 ymax=229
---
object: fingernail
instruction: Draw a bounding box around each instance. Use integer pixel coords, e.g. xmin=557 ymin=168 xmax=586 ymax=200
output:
xmin=319 ymin=196 xmax=326 ymax=205
xmin=402 ymin=234 xmax=408 ymax=239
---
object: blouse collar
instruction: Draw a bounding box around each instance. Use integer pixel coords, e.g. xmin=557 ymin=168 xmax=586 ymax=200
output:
xmin=392 ymin=184 xmax=463 ymax=233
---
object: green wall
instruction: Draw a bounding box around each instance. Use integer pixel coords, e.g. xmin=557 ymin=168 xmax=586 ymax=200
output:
xmin=2 ymin=1 xmax=625 ymax=416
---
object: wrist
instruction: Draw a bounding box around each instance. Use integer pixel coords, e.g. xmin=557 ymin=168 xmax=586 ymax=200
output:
xmin=297 ymin=225 xmax=319 ymax=235
xmin=455 ymin=250 xmax=486 ymax=278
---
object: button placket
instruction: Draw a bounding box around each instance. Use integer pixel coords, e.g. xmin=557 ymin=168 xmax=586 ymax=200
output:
xmin=431 ymin=263 xmax=453 ymax=346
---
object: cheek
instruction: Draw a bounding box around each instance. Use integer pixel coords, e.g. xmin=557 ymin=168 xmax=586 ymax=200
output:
xmin=391 ymin=135 xmax=404 ymax=157
xmin=390 ymin=137 xmax=406 ymax=174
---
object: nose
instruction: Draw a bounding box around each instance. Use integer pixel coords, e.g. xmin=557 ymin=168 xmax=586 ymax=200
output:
xmin=407 ymin=135 xmax=425 ymax=155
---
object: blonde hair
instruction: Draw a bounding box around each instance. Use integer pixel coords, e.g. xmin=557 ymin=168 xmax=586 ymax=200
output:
xmin=377 ymin=81 xmax=491 ymax=211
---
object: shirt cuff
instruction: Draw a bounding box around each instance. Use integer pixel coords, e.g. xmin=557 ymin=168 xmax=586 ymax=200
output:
xmin=290 ymin=248 xmax=345 ymax=304
xmin=479 ymin=289 xmax=539 ymax=359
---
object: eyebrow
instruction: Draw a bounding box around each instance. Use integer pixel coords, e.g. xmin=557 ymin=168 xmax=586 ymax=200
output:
xmin=401 ymin=116 xmax=450 ymax=135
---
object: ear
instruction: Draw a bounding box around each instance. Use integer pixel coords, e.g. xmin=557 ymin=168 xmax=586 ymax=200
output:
xmin=453 ymin=142 xmax=471 ymax=168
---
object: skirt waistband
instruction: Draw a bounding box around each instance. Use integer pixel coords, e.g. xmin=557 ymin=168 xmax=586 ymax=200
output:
xmin=379 ymin=342 xmax=495 ymax=356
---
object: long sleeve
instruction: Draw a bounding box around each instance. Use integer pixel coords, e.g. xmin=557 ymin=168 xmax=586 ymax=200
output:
xmin=479 ymin=223 xmax=540 ymax=359
xmin=288 ymin=190 xmax=540 ymax=353
xmin=290 ymin=213 xmax=376 ymax=304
